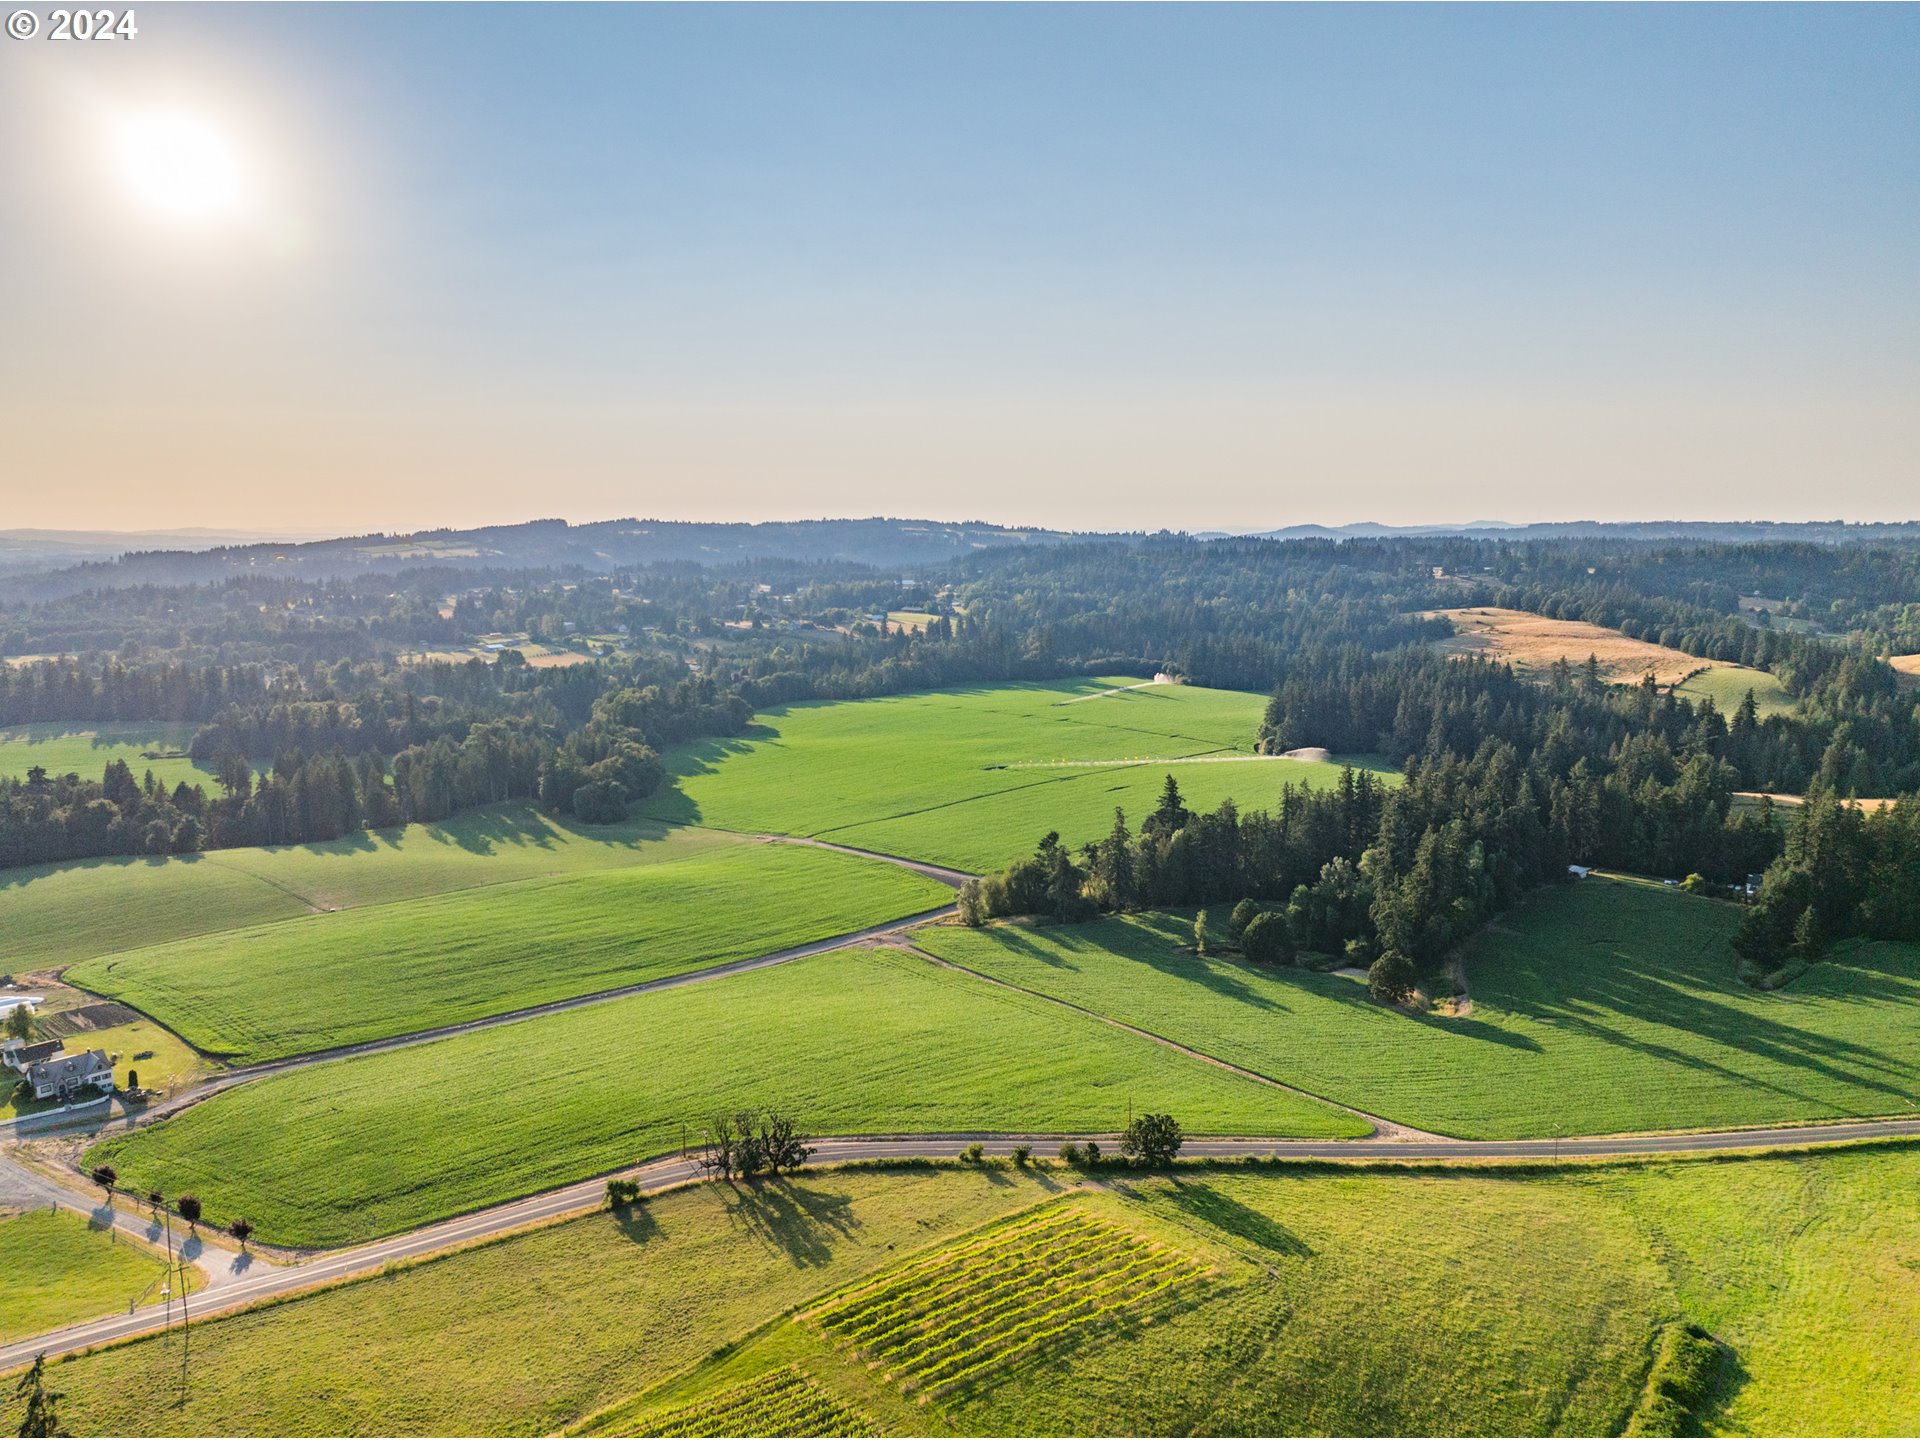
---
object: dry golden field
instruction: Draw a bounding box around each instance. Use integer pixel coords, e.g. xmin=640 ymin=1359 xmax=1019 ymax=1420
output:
xmin=1431 ymin=607 xmax=1739 ymax=687
xmin=1889 ymin=654 xmax=1920 ymax=690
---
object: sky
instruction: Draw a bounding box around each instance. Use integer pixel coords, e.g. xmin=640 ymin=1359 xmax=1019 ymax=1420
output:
xmin=1 ymin=3 xmax=1915 ymax=535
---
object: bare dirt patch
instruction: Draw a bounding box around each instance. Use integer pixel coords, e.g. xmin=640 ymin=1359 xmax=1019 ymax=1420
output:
xmin=1429 ymin=607 xmax=1736 ymax=687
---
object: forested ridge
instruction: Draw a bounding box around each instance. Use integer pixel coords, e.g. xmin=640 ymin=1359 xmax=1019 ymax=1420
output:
xmin=2 ymin=530 xmax=1916 ymax=887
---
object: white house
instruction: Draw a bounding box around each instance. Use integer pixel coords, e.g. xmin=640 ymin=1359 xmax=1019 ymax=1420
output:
xmin=26 ymin=1049 xmax=115 ymax=1102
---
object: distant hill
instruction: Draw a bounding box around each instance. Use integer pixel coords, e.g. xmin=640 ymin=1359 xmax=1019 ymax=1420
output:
xmin=0 ymin=517 xmax=1085 ymax=600
xmin=1228 ymin=520 xmax=1920 ymax=544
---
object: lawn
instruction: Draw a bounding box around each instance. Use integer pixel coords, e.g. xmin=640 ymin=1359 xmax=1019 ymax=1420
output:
xmin=916 ymin=876 xmax=1920 ymax=1138
xmin=0 ymin=1208 xmax=183 ymax=1345
xmin=1 ymin=804 xmax=738 ymax=974
xmin=65 ymin=836 xmax=950 ymax=1063
xmin=0 ymin=722 xmax=211 ymax=789
xmin=84 ymin=948 xmax=1363 ymax=1247
xmin=1674 ymin=664 xmax=1796 ymax=720
xmin=641 ymin=678 xmax=1393 ymax=872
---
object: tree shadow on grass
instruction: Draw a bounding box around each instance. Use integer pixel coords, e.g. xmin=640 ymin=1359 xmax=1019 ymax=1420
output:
xmin=721 ymin=1179 xmax=860 ymax=1268
xmin=1161 ymin=1180 xmax=1313 ymax=1258
xmin=609 ymin=1201 xmax=661 ymax=1246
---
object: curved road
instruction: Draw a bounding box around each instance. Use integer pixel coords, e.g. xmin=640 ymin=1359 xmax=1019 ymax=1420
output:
xmin=8 ymin=1115 xmax=1920 ymax=1373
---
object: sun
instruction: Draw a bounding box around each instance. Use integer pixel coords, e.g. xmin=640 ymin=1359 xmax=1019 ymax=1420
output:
xmin=115 ymin=111 xmax=246 ymax=223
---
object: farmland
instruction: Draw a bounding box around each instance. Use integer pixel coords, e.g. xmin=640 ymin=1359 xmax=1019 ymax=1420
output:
xmin=595 ymin=1149 xmax=1920 ymax=1437
xmin=917 ymin=876 xmax=1920 ymax=1138
xmin=642 ymin=678 xmax=1392 ymax=873
xmin=2 ymin=976 xmax=207 ymax=1117
xmin=2 ymin=804 xmax=742 ymax=974
xmin=0 ymin=722 xmax=210 ymax=789
xmin=0 ymin=1208 xmax=186 ymax=1345
xmin=64 ymin=835 xmax=949 ymax=1062
xmin=84 ymin=947 xmax=1361 ymax=1246
xmin=1431 ymin=606 xmax=1770 ymax=690
xmin=1890 ymin=653 xmax=1920 ymax=689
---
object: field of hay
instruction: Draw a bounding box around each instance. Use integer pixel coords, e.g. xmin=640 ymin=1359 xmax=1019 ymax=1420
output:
xmin=1430 ymin=607 xmax=1754 ymax=688
xmin=642 ymin=678 xmax=1393 ymax=873
xmin=1890 ymin=654 xmax=1920 ymax=690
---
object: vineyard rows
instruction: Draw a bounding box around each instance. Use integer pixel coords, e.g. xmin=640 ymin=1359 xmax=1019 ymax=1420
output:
xmin=628 ymin=1366 xmax=876 ymax=1438
xmin=807 ymin=1203 xmax=1208 ymax=1397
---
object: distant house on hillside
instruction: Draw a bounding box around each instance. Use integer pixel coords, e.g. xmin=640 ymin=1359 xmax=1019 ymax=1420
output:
xmin=1744 ymin=873 xmax=1766 ymax=898
xmin=1567 ymin=865 xmax=1593 ymax=879
xmin=26 ymin=1049 xmax=114 ymax=1102
xmin=3 ymin=1038 xmax=63 ymax=1073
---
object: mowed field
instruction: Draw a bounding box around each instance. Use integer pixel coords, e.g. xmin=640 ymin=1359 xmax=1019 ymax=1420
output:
xmin=1673 ymin=662 xmax=1796 ymax=719
xmin=918 ymin=876 xmax=1920 ymax=1139
xmin=85 ymin=947 xmax=1362 ymax=1246
xmin=0 ymin=1208 xmax=185 ymax=1345
xmin=1890 ymin=653 xmax=1920 ymax=690
xmin=64 ymin=834 xmax=949 ymax=1063
xmin=1 ymin=805 xmax=742 ymax=973
xmin=0 ymin=722 xmax=210 ymax=788
xmin=642 ymin=679 xmax=1393 ymax=873
xmin=44 ymin=1148 xmax=1920 ymax=1437
xmin=1432 ymin=607 xmax=1771 ymax=691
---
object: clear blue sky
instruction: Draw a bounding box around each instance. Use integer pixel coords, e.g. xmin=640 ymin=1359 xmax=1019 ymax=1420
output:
xmin=2 ymin=3 xmax=1914 ymax=531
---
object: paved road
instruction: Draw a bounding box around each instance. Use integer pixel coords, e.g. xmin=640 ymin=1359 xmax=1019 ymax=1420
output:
xmin=8 ymin=1115 xmax=1920 ymax=1373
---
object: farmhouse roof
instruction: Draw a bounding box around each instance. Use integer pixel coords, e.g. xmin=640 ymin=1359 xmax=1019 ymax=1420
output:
xmin=27 ymin=1048 xmax=111 ymax=1087
xmin=5 ymin=1039 xmax=63 ymax=1068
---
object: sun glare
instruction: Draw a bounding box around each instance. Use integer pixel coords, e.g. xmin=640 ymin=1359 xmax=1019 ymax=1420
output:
xmin=115 ymin=111 xmax=246 ymax=223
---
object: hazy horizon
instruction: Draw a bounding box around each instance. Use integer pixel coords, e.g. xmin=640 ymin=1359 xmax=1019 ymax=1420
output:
xmin=4 ymin=4 xmax=1915 ymax=533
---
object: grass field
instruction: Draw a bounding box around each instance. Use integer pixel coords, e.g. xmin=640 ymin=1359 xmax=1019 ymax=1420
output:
xmin=917 ymin=876 xmax=1920 ymax=1138
xmin=40 ymin=1167 xmax=1053 ymax=1437
xmin=38 ymin=1149 xmax=1920 ymax=1436
xmin=0 ymin=1208 xmax=183 ymax=1345
xmin=0 ymin=722 xmax=211 ymax=788
xmin=593 ymin=1145 xmax=1920 ymax=1438
xmin=641 ymin=678 xmax=1393 ymax=872
xmin=1432 ymin=607 xmax=1766 ymax=690
xmin=65 ymin=836 xmax=949 ymax=1063
xmin=1888 ymin=653 xmax=1920 ymax=690
xmin=85 ymin=947 xmax=1361 ymax=1246
xmin=1674 ymin=664 xmax=1796 ymax=719
xmin=1 ymin=805 xmax=741 ymax=974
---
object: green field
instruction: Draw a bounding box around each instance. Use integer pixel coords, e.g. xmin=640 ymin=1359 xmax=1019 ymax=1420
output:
xmin=0 ymin=722 xmax=211 ymax=789
xmin=642 ymin=678 xmax=1393 ymax=872
xmin=1674 ymin=665 xmax=1796 ymax=720
xmin=48 ymin=1147 xmax=1918 ymax=1436
xmin=65 ymin=835 xmax=949 ymax=1063
xmin=594 ymin=1148 xmax=1920 ymax=1438
xmin=0 ymin=1208 xmax=184 ymax=1344
xmin=85 ymin=947 xmax=1360 ymax=1247
xmin=918 ymin=876 xmax=1920 ymax=1138
xmin=1 ymin=805 xmax=747 ymax=974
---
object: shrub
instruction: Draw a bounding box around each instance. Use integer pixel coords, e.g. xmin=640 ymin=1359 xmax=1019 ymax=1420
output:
xmin=959 ymin=1141 xmax=985 ymax=1164
xmin=1227 ymin=898 xmax=1262 ymax=945
xmin=1192 ymin=909 xmax=1210 ymax=955
xmin=1058 ymin=1141 xmax=1085 ymax=1166
xmin=1241 ymin=911 xmax=1295 ymax=966
xmin=1011 ymin=1143 xmax=1032 ymax=1166
xmin=1367 ymin=950 xmax=1419 ymax=1004
xmin=1084 ymin=1139 xmax=1102 ymax=1166
xmin=605 ymin=1178 xmax=641 ymax=1208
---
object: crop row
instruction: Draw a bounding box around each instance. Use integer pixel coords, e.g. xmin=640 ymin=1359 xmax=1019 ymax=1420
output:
xmin=630 ymin=1366 xmax=875 ymax=1439
xmin=811 ymin=1209 xmax=1208 ymax=1396
xmin=837 ymin=1227 xmax=1154 ymax=1358
xmin=823 ymin=1218 xmax=1118 ymax=1347
xmin=808 ymin=1205 xmax=1093 ymax=1327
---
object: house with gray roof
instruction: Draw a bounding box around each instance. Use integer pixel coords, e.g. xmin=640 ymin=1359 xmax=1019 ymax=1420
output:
xmin=3 ymin=1038 xmax=63 ymax=1073
xmin=26 ymin=1049 xmax=114 ymax=1102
